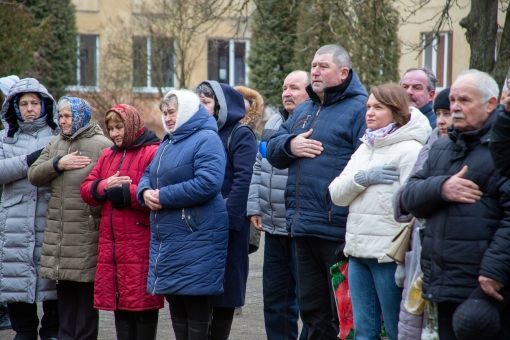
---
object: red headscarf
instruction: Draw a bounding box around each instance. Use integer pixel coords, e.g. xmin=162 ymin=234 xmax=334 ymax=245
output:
xmin=104 ymin=104 xmax=145 ymax=149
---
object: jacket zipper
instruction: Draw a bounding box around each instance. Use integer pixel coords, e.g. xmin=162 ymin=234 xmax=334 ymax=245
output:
xmin=56 ymin=143 xmax=72 ymax=283
xmin=268 ymin=165 xmax=277 ymax=233
xmin=324 ymin=181 xmax=333 ymax=222
xmin=182 ymin=209 xmax=194 ymax=233
xmin=152 ymin=142 xmax=170 ymax=295
xmin=290 ymin=106 xmax=322 ymax=235
xmin=111 ymin=150 xmax=127 ymax=307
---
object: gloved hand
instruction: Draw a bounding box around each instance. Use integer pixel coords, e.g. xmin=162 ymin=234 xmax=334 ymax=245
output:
xmin=26 ymin=148 xmax=43 ymax=166
xmin=354 ymin=164 xmax=399 ymax=187
xmin=106 ymin=184 xmax=131 ymax=209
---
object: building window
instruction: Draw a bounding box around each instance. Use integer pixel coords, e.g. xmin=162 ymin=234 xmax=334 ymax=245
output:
xmin=422 ymin=32 xmax=452 ymax=89
xmin=208 ymin=39 xmax=249 ymax=86
xmin=68 ymin=34 xmax=99 ymax=90
xmin=133 ymin=36 xmax=175 ymax=91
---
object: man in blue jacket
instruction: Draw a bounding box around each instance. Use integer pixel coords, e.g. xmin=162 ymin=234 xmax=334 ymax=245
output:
xmin=400 ymin=67 xmax=438 ymax=128
xmin=266 ymin=44 xmax=368 ymax=339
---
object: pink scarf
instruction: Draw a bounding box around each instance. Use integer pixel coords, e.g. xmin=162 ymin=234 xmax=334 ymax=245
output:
xmin=365 ymin=122 xmax=398 ymax=147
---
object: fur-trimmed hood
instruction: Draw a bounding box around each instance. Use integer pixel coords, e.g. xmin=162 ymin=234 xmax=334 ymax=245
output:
xmin=235 ymin=86 xmax=264 ymax=131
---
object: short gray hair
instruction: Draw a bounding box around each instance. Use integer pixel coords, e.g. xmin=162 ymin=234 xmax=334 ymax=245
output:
xmin=160 ymin=94 xmax=178 ymax=112
xmin=402 ymin=67 xmax=438 ymax=92
xmin=456 ymin=69 xmax=499 ymax=103
xmin=315 ymin=45 xmax=351 ymax=69
xmin=57 ymin=98 xmax=71 ymax=112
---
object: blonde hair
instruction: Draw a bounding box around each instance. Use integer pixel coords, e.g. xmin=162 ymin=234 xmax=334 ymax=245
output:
xmin=105 ymin=111 xmax=123 ymax=125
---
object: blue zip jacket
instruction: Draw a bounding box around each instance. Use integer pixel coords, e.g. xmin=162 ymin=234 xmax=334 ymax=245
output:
xmin=266 ymin=69 xmax=368 ymax=241
xmin=136 ymin=106 xmax=228 ymax=296
xmin=419 ymin=101 xmax=436 ymax=128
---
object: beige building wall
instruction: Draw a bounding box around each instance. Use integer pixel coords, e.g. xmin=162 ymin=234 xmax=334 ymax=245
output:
xmin=396 ymin=0 xmax=506 ymax=87
xmin=71 ymin=0 xmax=253 ymax=137
xmin=72 ymin=0 xmax=252 ymax=90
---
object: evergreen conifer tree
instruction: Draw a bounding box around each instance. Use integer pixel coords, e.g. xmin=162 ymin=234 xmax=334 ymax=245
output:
xmin=248 ymin=0 xmax=298 ymax=108
xmin=0 ymin=3 xmax=49 ymax=77
xmin=24 ymin=0 xmax=77 ymax=98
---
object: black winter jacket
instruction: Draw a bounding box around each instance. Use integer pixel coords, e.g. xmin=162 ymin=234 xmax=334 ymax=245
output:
xmin=490 ymin=105 xmax=510 ymax=177
xmin=403 ymin=112 xmax=510 ymax=303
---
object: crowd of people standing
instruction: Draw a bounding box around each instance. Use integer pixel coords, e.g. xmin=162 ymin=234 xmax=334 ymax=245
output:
xmin=1 ymin=42 xmax=510 ymax=340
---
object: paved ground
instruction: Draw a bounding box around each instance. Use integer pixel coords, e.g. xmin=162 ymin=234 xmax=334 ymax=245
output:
xmin=1 ymin=235 xmax=271 ymax=340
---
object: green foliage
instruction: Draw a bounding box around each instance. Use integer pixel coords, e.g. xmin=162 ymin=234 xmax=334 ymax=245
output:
xmin=0 ymin=3 xmax=50 ymax=77
xmin=248 ymin=0 xmax=298 ymax=107
xmin=249 ymin=0 xmax=401 ymax=105
xmin=23 ymin=0 xmax=78 ymax=99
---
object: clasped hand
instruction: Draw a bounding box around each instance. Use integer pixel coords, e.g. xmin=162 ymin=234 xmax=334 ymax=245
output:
xmin=143 ymin=189 xmax=162 ymax=211
xmin=107 ymin=171 xmax=132 ymax=189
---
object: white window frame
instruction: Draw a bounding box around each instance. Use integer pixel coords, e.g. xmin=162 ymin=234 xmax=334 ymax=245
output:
xmin=422 ymin=32 xmax=449 ymax=91
xmin=132 ymin=37 xmax=177 ymax=94
xmin=228 ymin=39 xmax=250 ymax=86
xmin=66 ymin=34 xmax=100 ymax=92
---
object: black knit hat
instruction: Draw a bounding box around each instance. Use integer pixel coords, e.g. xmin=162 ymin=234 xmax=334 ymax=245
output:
xmin=433 ymin=87 xmax=450 ymax=112
xmin=453 ymin=286 xmax=510 ymax=340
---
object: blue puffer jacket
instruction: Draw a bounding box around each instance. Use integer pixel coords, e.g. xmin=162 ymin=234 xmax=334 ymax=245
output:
xmin=419 ymin=101 xmax=436 ymax=128
xmin=198 ymin=81 xmax=257 ymax=308
xmin=136 ymin=98 xmax=228 ymax=296
xmin=266 ymin=70 xmax=368 ymax=241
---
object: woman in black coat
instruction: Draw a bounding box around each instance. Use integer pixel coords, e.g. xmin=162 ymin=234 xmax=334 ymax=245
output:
xmin=195 ymin=81 xmax=257 ymax=340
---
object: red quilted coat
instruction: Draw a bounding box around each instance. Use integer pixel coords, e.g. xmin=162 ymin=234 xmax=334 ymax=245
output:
xmin=80 ymin=105 xmax=163 ymax=311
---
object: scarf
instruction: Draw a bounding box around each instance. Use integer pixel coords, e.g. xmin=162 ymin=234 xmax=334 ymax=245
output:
xmin=365 ymin=122 xmax=398 ymax=147
xmin=104 ymin=104 xmax=145 ymax=149
xmin=59 ymin=96 xmax=91 ymax=136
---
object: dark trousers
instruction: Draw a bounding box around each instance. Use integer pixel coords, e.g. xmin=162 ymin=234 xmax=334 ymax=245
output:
xmin=263 ymin=233 xmax=308 ymax=340
xmin=8 ymin=300 xmax=59 ymax=339
xmin=56 ymin=280 xmax=98 ymax=340
xmin=437 ymin=301 xmax=510 ymax=339
xmin=166 ymin=295 xmax=210 ymax=322
xmin=295 ymin=237 xmax=339 ymax=340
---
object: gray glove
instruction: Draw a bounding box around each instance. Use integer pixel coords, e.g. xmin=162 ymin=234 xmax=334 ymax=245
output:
xmin=354 ymin=164 xmax=399 ymax=187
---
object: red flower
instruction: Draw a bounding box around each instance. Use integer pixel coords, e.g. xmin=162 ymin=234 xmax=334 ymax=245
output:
xmin=335 ymin=263 xmax=354 ymax=339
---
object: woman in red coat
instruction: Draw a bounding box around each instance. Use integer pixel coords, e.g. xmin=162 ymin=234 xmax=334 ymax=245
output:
xmin=80 ymin=104 xmax=163 ymax=340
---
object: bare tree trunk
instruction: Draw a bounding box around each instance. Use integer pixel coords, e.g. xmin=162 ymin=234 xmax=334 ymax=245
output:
xmin=492 ymin=7 xmax=510 ymax=91
xmin=459 ymin=0 xmax=498 ymax=73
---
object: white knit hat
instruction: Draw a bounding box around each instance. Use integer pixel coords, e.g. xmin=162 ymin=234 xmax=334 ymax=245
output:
xmin=0 ymin=75 xmax=20 ymax=96
xmin=161 ymin=90 xmax=200 ymax=133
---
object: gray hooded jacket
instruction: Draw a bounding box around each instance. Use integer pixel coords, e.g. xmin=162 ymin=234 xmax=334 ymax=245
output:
xmin=247 ymin=110 xmax=290 ymax=235
xmin=0 ymin=78 xmax=59 ymax=303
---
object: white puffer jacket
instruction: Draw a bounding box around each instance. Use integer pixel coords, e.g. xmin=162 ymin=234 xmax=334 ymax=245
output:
xmin=329 ymin=107 xmax=431 ymax=262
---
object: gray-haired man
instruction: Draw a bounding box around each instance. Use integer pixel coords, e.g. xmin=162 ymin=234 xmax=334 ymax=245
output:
xmin=247 ymin=70 xmax=310 ymax=340
xmin=400 ymin=67 xmax=438 ymax=128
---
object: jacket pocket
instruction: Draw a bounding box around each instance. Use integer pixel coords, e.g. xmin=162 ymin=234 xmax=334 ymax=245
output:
xmin=2 ymin=193 xmax=23 ymax=208
xmin=87 ymin=205 xmax=98 ymax=230
xmin=324 ymin=185 xmax=333 ymax=223
xmin=182 ymin=208 xmax=198 ymax=233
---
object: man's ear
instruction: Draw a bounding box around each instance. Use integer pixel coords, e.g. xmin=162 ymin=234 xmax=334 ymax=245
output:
xmin=339 ymin=67 xmax=350 ymax=82
xmin=428 ymin=90 xmax=436 ymax=102
xmin=486 ymin=96 xmax=498 ymax=113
